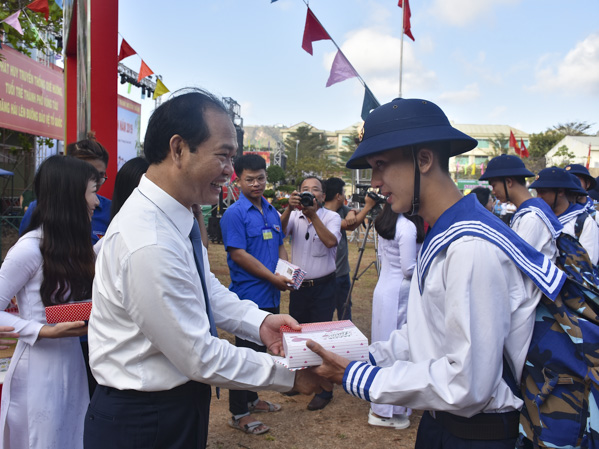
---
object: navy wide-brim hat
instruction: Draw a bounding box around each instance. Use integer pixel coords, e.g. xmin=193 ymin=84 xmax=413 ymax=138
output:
xmin=565 ymin=163 xmax=597 ymax=190
xmin=346 ymin=98 xmax=478 ymax=169
xmin=479 ymin=154 xmax=534 ymax=180
xmin=529 ymin=166 xmax=582 ymax=190
xmin=568 ymin=173 xmax=589 ymax=196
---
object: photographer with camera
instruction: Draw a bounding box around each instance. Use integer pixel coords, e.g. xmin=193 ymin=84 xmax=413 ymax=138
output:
xmin=281 ymin=176 xmax=341 ymax=411
xmin=324 ymin=178 xmax=377 ymax=321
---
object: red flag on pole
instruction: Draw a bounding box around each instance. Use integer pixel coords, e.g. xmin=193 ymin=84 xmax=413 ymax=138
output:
xmin=27 ymin=0 xmax=50 ymax=20
xmin=398 ymin=0 xmax=415 ymax=41
xmin=587 ymin=143 xmax=592 ymax=169
xmin=509 ymin=130 xmax=521 ymax=156
xmin=301 ymin=7 xmax=331 ymax=55
xmin=137 ymin=60 xmax=154 ymax=82
xmin=520 ymin=138 xmax=529 ymax=158
xmin=118 ymin=39 xmax=137 ymax=62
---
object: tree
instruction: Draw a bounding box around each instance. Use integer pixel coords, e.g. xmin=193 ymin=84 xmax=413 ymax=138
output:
xmin=283 ymin=125 xmax=334 ymax=183
xmin=487 ymin=133 xmax=509 ymax=156
xmin=552 ymin=145 xmax=576 ymax=167
xmin=528 ymin=130 xmax=564 ymax=158
xmin=1 ymin=1 xmax=63 ymax=59
xmin=552 ymin=121 xmax=594 ymax=136
xmin=266 ymin=164 xmax=285 ymax=187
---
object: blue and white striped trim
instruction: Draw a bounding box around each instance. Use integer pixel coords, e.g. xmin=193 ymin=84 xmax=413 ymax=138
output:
xmin=558 ymin=207 xmax=586 ymax=225
xmin=511 ymin=206 xmax=562 ymax=240
xmin=417 ymin=220 xmax=566 ymax=300
xmin=343 ymin=361 xmax=381 ymax=401
xmin=369 ymin=352 xmax=377 ymax=366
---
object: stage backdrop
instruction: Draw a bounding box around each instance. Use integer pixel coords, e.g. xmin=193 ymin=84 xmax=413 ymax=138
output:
xmin=117 ymin=95 xmax=141 ymax=170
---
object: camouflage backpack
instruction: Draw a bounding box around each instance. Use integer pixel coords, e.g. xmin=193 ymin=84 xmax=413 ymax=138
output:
xmin=516 ymin=232 xmax=599 ymax=448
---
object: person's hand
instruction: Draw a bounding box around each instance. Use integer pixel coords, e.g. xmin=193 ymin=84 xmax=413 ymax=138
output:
xmin=306 ymin=339 xmax=350 ymax=385
xmin=38 ymin=321 xmax=88 ymax=340
xmin=0 ymin=326 xmax=19 ymax=350
xmin=364 ymin=192 xmax=377 ymax=209
xmin=288 ymin=191 xmax=301 ymax=210
xmin=300 ymin=196 xmax=318 ymax=219
xmin=272 ymin=273 xmax=293 ymax=291
xmin=293 ymin=368 xmax=334 ymax=395
xmin=259 ymin=314 xmax=300 ymax=355
xmin=345 ymin=210 xmax=357 ymax=226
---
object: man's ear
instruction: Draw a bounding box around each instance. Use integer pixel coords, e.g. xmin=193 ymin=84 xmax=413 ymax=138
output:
xmin=505 ymin=177 xmax=514 ymax=188
xmin=416 ymin=148 xmax=434 ymax=174
xmin=169 ymin=135 xmax=186 ymax=168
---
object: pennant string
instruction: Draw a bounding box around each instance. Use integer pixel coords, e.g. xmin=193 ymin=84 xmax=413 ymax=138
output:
xmin=21 ymin=10 xmax=52 ymax=52
xmin=300 ymin=0 xmax=368 ymax=90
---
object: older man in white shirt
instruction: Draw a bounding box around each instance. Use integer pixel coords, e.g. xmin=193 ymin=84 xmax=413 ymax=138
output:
xmin=84 ymin=88 xmax=328 ymax=449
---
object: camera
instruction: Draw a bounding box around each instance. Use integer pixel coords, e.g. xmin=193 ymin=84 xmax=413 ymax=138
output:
xmin=299 ymin=192 xmax=316 ymax=208
xmin=351 ymin=184 xmax=386 ymax=206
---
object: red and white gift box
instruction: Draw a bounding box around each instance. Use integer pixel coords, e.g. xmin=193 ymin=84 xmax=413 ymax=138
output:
xmin=45 ymin=300 xmax=92 ymax=324
xmin=275 ymin=259 xmax=306 ymax=290
xmin=275 ymin=320 xmax=369 ymax=370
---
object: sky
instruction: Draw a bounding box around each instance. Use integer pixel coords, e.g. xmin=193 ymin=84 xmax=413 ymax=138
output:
xmin=117 ymin=0 xmax=599 ymax=138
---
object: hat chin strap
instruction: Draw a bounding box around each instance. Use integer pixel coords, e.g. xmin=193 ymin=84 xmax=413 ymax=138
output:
xmin=502 ymin=178 xmax=511 ymax=204
xmin=553 ymin=190 xmax=559 ymax=211
xmin=408 ymin=147 xmax=420 ymax=216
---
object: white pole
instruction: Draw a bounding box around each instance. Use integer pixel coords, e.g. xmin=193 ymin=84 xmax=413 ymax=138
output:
xmin=399 ymin=2 xmax=406 ymax=98
xmin=295 ymin=140 xmax=300 ymax=162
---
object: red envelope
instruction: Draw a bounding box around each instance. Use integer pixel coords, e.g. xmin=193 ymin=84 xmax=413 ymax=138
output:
xmin=45 ymin=300 xmax=92 ymax=323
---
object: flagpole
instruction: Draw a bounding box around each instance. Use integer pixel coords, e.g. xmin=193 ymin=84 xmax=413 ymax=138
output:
xmin=300 ymin=0 xmax=368 ymax=89
xmin=399 ymin=2 xmax=405 ymax=98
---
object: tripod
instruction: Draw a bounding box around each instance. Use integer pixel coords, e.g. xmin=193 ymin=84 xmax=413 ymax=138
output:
xmin=340 ymin=208 xmax=381 ymax=320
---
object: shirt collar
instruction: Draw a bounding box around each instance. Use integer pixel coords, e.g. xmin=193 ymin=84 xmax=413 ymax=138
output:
xmin=239 ymin=192 xmax=271 ymax=212
xmin=137 ymin=175 xmax=194 ymax=237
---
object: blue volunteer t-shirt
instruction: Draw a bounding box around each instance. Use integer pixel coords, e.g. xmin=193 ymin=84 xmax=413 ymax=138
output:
xmin=19 ymin=195 xmax=112 ymax=244
xmin=220 ymin=193 xmax=284 ymax=309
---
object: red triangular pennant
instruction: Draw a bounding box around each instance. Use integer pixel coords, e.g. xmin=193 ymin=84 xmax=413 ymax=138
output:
xmin=26 ymin=0 xmax=50 ymax=21
xmin=118 ymin=39 xmax=137 ymax=62
xmin=301 ymin=7 xmax=331 ymax=55
xmin=137 ymin=60 xmax=154 ymax=82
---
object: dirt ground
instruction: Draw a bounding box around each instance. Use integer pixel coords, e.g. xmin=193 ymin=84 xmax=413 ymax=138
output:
xmin=206 ymin=234 xmax=421 ymax=449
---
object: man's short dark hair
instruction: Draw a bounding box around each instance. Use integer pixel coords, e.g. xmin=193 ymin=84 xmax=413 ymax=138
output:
xmin=470 ymin=186 xmax=491 ymax=206
xmin=325 ymin=177 xmax=345 ymax=202
xmin=234 ymin=154 xmax=266 ymax=177
xmin=143 ymin=88 xmax=228 ymax=165
xmin=299 ymin=176 xmax=325 ymax=192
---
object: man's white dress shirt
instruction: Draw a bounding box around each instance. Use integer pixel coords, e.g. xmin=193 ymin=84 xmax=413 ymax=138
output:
xmin=89 ymin=175 xmax=295 ymax=392
xmin=286 ymin=208 xmax=341 ymax=279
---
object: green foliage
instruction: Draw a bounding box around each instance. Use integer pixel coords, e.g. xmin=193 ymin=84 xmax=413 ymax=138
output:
xmin=487 ymin=133 xmax=509 ymax=156
xmin=263 ymin=189 xmax=275 ymax=198
xmin=552 ymin=121 xmax=594 ymax=136
xmin=0 ymin=1 xmax=63 ymax=59
xmin=553 ymin=145 xmax=576 ymax=167
xmin=278 ymin=184 xmax=296 ymax=193
xmin=528 ymin=130 xmax=564 ymax=158
xmin=266 ymin=164 xmax=285 ymax=186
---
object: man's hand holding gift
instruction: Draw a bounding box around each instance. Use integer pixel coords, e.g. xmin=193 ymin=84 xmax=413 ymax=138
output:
xmin=306 ymin=339 xmax=350 ymax=385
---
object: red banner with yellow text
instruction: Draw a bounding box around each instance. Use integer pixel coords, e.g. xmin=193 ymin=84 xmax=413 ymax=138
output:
xmin=0 ymin=46 xmax=64 ymax=140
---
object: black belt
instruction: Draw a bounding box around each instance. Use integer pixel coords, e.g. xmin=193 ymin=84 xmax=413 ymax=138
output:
xmin=98 ymin=381 xmax=210 ymax=400
xmin=300 ymin=272 xmax=335 ymax=289
xmin=434 ymin=410 xmax=520 ymax=440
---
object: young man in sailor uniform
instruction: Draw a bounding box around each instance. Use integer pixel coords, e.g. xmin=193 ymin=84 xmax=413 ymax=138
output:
xmin=565 ymin=163 xmax=597 ymax=217
xmin=305 ymin=98 xmax=566 ymax=449
xmin=530 ymin=167 xmax=599 ymax=265
xmin=480 ymin=154 xmax=563 ymax=262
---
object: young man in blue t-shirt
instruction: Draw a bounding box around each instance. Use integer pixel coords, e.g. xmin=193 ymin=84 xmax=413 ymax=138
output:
xmin=220 ymin=154 xmax=291 ymax=435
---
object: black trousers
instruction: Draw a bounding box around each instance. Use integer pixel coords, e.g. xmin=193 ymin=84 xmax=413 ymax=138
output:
xmin=415 ymin=411 xmax=517 ymax=449
xmin=229 ymin=306 xmax=279 ymax=417
xmin=84 ymin=382 xmax=211 ymax=449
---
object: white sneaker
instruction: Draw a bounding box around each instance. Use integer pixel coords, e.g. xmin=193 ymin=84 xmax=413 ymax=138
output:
xmin=368 ymin=410 xmax=410 ymax=429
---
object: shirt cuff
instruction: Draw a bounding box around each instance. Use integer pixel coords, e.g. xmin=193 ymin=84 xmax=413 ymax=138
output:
xmin=342 ymin=361 xmax=380 ymax=402
xmin=270 ymin=362 xmax=296 ymax=392
xmin=235 ymin=307 xmax=271 ymax=345
xmin=19 ymin=321 xmax=45 ymax=346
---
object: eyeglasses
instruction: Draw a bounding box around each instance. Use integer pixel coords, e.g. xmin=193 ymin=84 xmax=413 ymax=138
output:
xmin=243 ymin=176 xmax=266 ymax=186
xmin=98 ymin=173 xmax=108 ymax=185
xmin=305 ymin=231 xmax=310 ymax=240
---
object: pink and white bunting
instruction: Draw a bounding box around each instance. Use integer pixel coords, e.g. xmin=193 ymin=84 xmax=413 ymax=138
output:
xmin=2 ymin=11 xmax=24 ymax=35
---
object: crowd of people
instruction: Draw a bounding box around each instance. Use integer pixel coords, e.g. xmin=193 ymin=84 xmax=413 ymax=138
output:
xmin=0 ymin=88 xmax=596 ymax=449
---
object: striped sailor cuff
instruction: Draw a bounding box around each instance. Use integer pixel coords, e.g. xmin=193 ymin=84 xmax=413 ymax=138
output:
xmin=369 ymin=352 xmax=377 ymax=365
xmin=342 ymin=361 xmax=381 ymax=402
